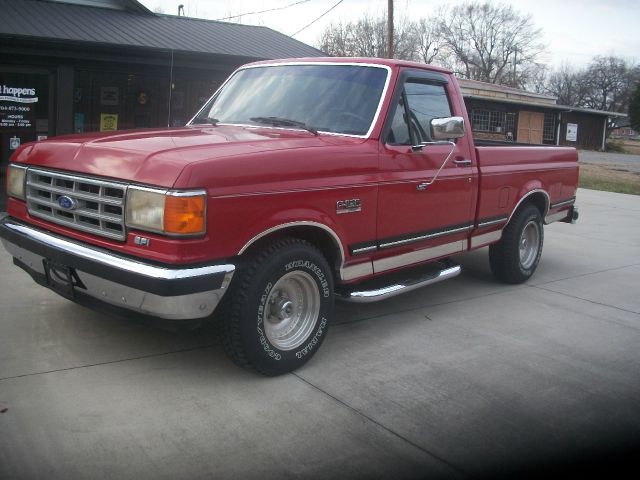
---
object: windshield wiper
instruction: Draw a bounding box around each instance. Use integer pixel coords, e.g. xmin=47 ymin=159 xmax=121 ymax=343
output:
xmin=250 ymin=116 xmax=318 ymax=136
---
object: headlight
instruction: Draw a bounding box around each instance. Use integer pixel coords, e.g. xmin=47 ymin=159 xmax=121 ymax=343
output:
xmin=7 ymin=164 xmax=27 ymax=200
xmin=126 ymin=187 xmax=206 ymax=236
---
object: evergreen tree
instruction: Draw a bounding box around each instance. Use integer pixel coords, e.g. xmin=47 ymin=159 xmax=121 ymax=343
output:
xmin=630 ymin=83 xmax=640 ymax=131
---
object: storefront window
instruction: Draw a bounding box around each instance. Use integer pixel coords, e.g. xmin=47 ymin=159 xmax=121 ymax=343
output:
xmin=1 ymin=70 xmax=51 ymax=209
xmin=1 ymin=71 xmax=50 ymax=162
xmin=73 ymin=69 xmax=223 ymax=134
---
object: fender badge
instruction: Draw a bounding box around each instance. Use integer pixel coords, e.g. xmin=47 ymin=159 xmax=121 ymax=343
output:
xmin=134 ymin=236 xmax=151 ymax=247
xmin=336 ymin=199 xmax=361 ymax=214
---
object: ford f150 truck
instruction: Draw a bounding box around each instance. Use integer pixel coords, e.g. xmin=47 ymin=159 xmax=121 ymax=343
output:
xmin=1 ymin=58 xmax=578 ymax=375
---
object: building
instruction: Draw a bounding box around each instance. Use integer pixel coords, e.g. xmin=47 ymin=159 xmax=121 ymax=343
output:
xmin=0 ymin=0 xmax=323 ymax=179
xmin=1 ymin=0 xmax=628 ymax=210
xmin=611 ymin=125 xmax=639 ymax=138
xmin=459 ymin=78 xmax=627 ymax=151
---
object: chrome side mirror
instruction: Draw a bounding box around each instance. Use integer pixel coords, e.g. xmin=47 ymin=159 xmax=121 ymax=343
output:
xmin=431 ymin=116 xmax=465 ymax=140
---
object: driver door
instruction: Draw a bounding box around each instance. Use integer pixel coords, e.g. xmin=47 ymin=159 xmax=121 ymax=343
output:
xmin=375 ymin=73 xmax=475 ymax=273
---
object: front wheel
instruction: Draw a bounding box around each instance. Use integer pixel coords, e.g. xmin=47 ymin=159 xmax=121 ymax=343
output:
xmin=489 ymin=204 xmax=544 ymax=284
xmin=221 ymin=237 xmax=334 ymax=376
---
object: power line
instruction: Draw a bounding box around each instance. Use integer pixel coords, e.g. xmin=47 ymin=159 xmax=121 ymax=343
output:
xmin=215 ymin=0 xmax=312 ymax=21
xmin=291 ymin=0 xmax=344 ymax=37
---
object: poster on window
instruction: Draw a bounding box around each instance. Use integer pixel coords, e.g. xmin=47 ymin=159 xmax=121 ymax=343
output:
xmin=566 ymin=123 xmax=578 ymax=142
xmin=100 ymin=87 xmax=119 ymax=106
xmin=100 ymin=113 xmax=118 ymax=132
xmin=0 ymin=84 xmax=38 ymax=129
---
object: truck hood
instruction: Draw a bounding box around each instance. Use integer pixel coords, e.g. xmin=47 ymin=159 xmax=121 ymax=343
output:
xmin=12 ymin=125 xmax=358 ymax=188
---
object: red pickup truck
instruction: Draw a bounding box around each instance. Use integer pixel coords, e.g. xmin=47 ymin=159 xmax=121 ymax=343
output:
xmin=1 ymin=58 xmax=578 ymax=375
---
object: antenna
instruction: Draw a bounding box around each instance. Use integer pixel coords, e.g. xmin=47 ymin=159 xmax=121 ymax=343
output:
xmin=167 ymin=49 xmax=174 ymax=127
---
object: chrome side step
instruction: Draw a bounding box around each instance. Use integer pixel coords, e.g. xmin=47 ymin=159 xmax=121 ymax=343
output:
xmin=337 ymin=262 xmax=461 ymax=303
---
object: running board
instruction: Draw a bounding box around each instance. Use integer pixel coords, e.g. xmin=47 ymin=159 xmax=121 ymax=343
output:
xmin=336 ymin=262 xmax=461 ymax=303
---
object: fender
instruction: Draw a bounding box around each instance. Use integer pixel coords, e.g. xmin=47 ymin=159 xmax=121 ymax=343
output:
xmin=239 ymin=220 xmax=345 ymax=261
xmin=472 ymin=187 xmax=550 ymax=251
xmin=237 ymin=218 xmax=376 ymax=282
xmin=508 ymin=186 xmax=550 ymax=224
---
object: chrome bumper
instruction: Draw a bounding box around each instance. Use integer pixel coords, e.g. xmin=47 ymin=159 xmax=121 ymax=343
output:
xmin=0 ymin=217 xmax=235 ymax=320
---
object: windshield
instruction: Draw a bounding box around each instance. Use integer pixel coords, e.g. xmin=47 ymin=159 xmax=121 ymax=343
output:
xmin=191 ymin=64 xmax=389 ymax=136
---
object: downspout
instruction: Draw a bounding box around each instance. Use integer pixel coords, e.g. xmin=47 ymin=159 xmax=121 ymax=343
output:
xmin=601 ymin=117 xmax=607 ymax=151
xmin=556 ymin=112 xmax=562 ymax=146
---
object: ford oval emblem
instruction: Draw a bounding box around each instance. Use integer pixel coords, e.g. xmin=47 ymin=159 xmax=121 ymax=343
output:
xmin=58 ymin=195 xmax=77 ymax=210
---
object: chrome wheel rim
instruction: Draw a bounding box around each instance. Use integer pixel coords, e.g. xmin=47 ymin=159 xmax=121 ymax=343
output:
xmin=264 ymin=271 xmax=320 ymax=351
xmin=519 ymin=220 xmax=540 ymax=269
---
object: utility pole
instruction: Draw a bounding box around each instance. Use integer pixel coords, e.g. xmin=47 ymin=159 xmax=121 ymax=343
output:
xmin=387 ymin=0 xmax=394 ymax=59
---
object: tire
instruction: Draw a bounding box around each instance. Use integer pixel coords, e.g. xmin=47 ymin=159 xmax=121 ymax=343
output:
xmin=221 ymin=237 xmax=334 ymax=376
xmin=489 ymin=204 xmax=544 ymax=284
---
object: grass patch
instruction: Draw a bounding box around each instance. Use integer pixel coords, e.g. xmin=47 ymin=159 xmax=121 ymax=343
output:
xmin=579 ymin=164 xmax=640 ymax=195
xmin=608 ymin=138 xmax=640 ymax=155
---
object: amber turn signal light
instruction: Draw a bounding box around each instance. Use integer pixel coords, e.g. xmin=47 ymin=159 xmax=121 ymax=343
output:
xmin=163 ymin=193 xmax=206 ymax=235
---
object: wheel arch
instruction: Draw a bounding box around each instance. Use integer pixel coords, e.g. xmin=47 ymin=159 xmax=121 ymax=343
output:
xmin=238 ymin=221 xmax=345 ymax=281
xmin=507 ymin=188 xmax=550 ymax=225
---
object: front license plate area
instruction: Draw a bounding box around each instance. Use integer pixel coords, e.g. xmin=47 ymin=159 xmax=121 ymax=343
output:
xmin=44 ymin=260 xmax=77 ymax=299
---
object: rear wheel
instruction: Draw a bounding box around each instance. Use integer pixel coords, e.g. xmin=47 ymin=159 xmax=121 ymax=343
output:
xmin=489 ymin=204 xmax=544 ymax=284
xmin=221 ymin=237 xmax=334 ymax=376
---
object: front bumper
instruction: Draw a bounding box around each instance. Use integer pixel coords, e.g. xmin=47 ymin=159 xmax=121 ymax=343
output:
xmin=0 ymin=216 xmax=235 ymax=320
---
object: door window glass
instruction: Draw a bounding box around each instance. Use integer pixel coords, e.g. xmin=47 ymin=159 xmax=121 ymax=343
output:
xmin=387 ymin=97 xmax=411 ymax=145
xmin=404 ymin=82 xmax=452 ymax=143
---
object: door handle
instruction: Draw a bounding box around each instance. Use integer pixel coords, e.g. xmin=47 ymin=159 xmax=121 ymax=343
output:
xmin=453 ymin=159 xmax=472 ymax=166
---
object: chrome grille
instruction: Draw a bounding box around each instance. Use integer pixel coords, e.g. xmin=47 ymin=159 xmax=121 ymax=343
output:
xmin=26 ymin=168 xmax=128 ymax=241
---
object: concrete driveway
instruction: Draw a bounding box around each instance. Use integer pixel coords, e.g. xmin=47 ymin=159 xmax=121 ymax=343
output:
xmin=1 ymin=188 xmax=639 ymax=479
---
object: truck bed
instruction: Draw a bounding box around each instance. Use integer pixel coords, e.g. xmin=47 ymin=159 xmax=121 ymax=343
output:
xmin=474 ymin=144 xmax=579 ymax=230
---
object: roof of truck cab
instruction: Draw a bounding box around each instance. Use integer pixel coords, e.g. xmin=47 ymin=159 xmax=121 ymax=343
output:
xmin=243 ymin=57 xmax=453 ymax=74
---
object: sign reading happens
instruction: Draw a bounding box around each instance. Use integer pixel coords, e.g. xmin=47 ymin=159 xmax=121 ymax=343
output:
xmin=0 ymin=84 xmax=38 ymax=129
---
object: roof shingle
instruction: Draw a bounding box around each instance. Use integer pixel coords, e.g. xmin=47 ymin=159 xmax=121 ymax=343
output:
xmin=0 ymin=0 xmax=324 ymax=60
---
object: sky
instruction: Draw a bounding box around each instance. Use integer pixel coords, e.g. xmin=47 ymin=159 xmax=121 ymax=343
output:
xmin=137 ymin=0 xmax=640 ymax=69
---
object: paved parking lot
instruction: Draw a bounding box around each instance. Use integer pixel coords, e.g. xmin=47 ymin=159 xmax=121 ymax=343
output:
xmin=1 ymin=188 xmax=639 ymax=479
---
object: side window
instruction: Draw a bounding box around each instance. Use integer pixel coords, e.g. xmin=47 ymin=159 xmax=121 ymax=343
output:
xmin=404 ymin=82 xmax=452 ymax=143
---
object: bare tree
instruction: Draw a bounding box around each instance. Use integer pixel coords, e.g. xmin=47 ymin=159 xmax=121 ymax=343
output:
xmin=393 ymin=16 xmax=420 ymax=60
xmin=582 ymin=56 xmax=637 ymax=113
xmin=437 ymin=1 xmax=545 ymax=88
xmin=318 ymin=22 xmax=351 ymax=57
xmin=317 ymin=15 xmax=418 ymax=60
xmin=525 ymin=63 xmax=548 ymax=94
xmin=349 ymin=15 xmax=386 ymax=57
xmin=544 ymin=63 xmax=589 ymax=106
xmin=413 ymin=17 xmax=441 ymax=65
xmin=316 ymin=1 xmax=547 ymax=87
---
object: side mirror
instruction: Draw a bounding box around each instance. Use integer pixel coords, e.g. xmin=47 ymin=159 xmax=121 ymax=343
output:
xmin=430 ymin=116 xmax=465 ymax=141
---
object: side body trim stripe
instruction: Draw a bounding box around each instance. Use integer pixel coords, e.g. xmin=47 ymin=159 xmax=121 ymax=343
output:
xmin=470 ymin=230 xmax=502 ymax=249
xmin=550 ymin=197 xmax=576 ymax=209
xmin=373 ymin=240 xmax=465 ymax=273
xmin=349 ymin=222 xmax=474 ymax=256
xmin=477 ymin=215 xmax=508 ymax=228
